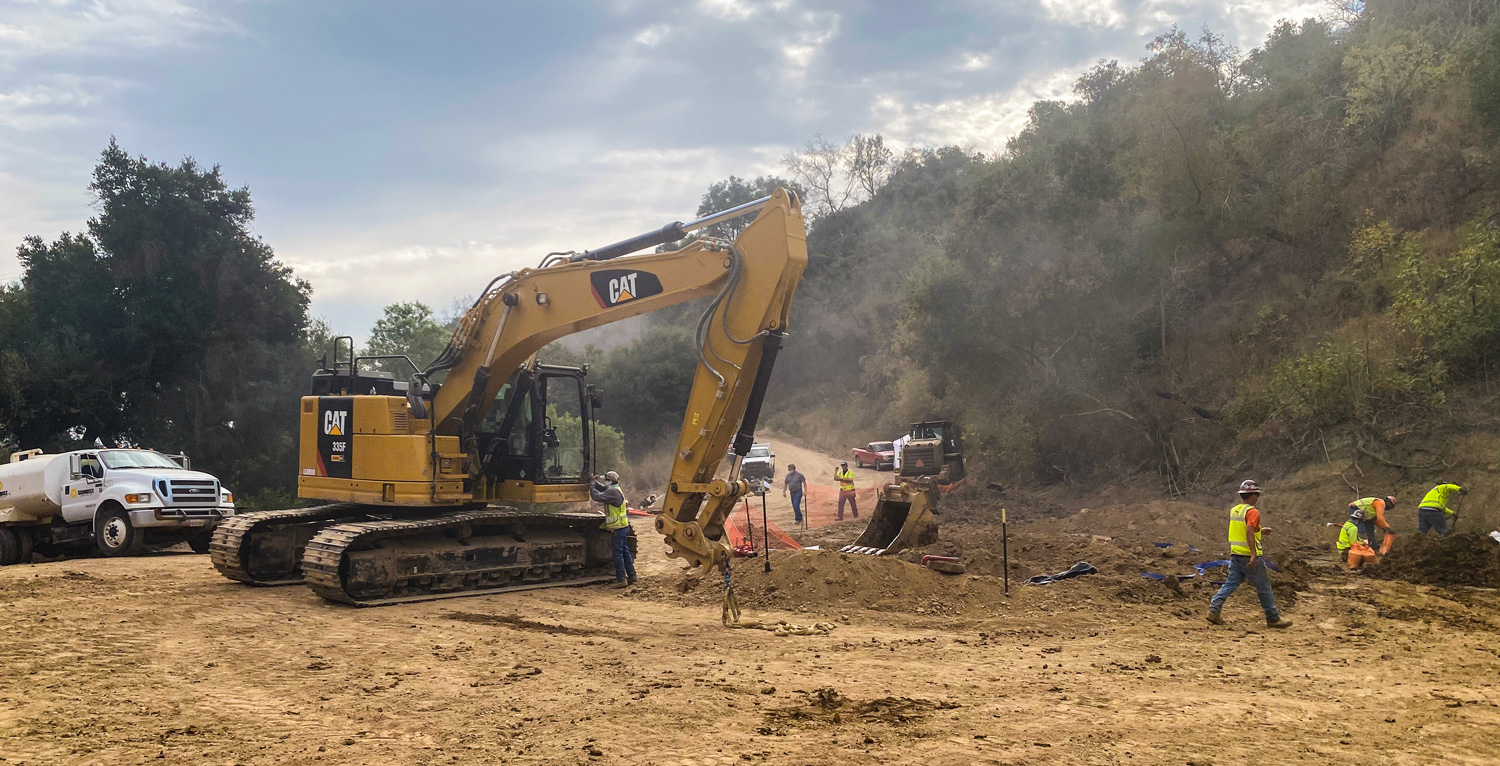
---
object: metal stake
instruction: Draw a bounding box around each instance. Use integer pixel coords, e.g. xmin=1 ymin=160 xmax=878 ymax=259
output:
xmin=761 ymin=489 xmax=771 ymax=573
xmin=1002 ymin=507 xmax=1009 ymax=595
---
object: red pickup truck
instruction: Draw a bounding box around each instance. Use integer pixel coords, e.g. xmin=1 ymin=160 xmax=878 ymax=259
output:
xmin=851 ymin=441 xmax=896 ymax=471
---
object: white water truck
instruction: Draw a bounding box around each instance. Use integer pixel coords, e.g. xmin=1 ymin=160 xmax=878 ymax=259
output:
xmin=0 ymin=448 xmax=236 ymax=564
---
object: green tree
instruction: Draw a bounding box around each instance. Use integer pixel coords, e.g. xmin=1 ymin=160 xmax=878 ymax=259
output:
xmin=695 ymin=174 xmax=806 ymax=240
xmin=364 ymin=301 xmax=451 ymax=375
xmin=0 ymin=140 xmax=312 ymax=495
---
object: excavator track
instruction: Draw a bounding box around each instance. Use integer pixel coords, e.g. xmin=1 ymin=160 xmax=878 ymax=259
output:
xmin=302 ymin=509 xmax=630 ymax=606
xmin=210 ymin=504 xmax=370 ymax=585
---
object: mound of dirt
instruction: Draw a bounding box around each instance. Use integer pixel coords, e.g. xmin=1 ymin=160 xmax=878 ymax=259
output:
xmin=1368 ymin=532 xmax=1500 ymax=588
xmin=638 ymin=549 xmax=1011 ymax=617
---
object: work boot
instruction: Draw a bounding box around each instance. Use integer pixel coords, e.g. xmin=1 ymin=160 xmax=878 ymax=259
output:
xmin=611 ymin=580 xmax=629 ymax=589
xmin=627 ymin=576 xmax=637 ymax=586
xmin=1266 ymin=617 xmax=1293 ymax=629
xmin=1205 ymin=611 xmax=1224 ymax=625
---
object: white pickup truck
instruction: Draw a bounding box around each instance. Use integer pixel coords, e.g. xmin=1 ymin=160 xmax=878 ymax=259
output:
xmin=0 ymin=448 xmax=236 ymax=565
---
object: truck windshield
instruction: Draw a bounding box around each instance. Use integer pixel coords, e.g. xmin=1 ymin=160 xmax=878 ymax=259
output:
xmin=99 ymin=450 xmax=183 ymax=470
xmin=748 ymin=446 xmax=770 ymax=458
xmin=872 ymin=442 xmax=894 ymax=452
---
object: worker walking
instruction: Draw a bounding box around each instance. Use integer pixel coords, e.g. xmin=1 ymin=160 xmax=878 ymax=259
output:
xmin=835 ymin=461 xmax=859 ymax=521
xmin=1417 ymin=482 xmax=1467 ymax=535
xmin=783 ymin=463 xmax=807 ymax=525
xmin=1207 ymin=480 xmax=1293 ymax=629
xmin=592 ymin=470 xmax=635 ymax=588
xmin=1349 ymin=495 xmax=1395 ymax=550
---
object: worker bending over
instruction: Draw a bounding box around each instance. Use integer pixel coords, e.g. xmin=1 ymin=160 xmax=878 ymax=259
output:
xmin=835 ymin=461 xmax=859 ymax=521
xmin=1207 ymin=480 xmax=1292 ymax=629
xmin=591 ymin=471 xmax=636 ymax=588
xmin=1417 ymin=482 xmax=1466 ymax=535
xmin=1336 ymin=510 xmax=1366 ymax=562
xmin=1349 ymin=495 xmax=1395 ymax=550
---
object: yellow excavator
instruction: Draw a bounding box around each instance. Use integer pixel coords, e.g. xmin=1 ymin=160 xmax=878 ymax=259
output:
xmin=211 ymin=189 xmax=811 ymax=605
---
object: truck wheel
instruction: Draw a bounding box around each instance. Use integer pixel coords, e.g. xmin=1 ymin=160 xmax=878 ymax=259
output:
xmin=0 ymin=528 xmax=17 ymax=565
xmin=14 ymin=528 xmax=33 ymax=564
xmin=188 ymin=531 xmax=213 ymax=554
xmin=94 ymin=507 xmax=143 ymax=557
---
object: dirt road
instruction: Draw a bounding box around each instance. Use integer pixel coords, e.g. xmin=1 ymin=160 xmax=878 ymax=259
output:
xmin=726 ymin=435 xmax=890 ymax=535
xmin=3 ymin=515 xmax=1498 ymax=766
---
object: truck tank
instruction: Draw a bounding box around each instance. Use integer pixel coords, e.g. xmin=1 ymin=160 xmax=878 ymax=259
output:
xmin=0 ymin=451 xmax=68 ymax=524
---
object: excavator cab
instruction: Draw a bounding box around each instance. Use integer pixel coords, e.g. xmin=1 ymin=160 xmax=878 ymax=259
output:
xmin=478 ymin=364 xmax=595 ymax=488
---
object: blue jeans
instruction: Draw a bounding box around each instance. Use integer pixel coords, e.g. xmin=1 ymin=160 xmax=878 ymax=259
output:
xmin=611 ymin=527 xmax=636 ymax=582
xmin=1357 ymin=519 xmax=1379 ymax=548
xmin=790 ymin=490 xmax=804 ymax=523
xmin=1209 ymin=555 xmax=1280 ymax=621
xmin=1418 ymin=508 xmax=1450 ymax=535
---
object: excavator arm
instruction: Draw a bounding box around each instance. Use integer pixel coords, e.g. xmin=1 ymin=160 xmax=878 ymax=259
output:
xmin=424 ymin=187 xmax=807 ymax=575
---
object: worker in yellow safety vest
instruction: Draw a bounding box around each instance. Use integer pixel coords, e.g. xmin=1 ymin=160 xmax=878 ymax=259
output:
xmin=1335 ymin=512 xmax=1366 ymax=561
xmin=591 ymin=470 xmax=635 ymax=588
xmin=1417 ymin=482 xmax=1466 ymax=535
xmin=1348 ymin=495 xmax=1395 ymax=551
xmin=835 ymin=461 xmax=859 ymax=521
xmin=1207 ymin=480 xmax=1292 ymax=629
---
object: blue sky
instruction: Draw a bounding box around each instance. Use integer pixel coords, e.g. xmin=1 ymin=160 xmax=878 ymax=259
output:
xmin=1 ymin=0 xmax=1325 ymax=339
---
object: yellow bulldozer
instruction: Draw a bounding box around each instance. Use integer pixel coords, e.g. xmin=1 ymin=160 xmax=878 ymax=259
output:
xmin=840 ymin=420 xmax=964 ymax=556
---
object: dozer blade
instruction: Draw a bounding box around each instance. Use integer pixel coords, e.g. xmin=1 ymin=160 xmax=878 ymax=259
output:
xmin=840 ymin=480 xmax=938 ymax=556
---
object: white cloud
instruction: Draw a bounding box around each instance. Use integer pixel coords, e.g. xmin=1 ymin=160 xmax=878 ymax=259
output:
xmin=957 ymin=52 xmax=991 ymax=72
xmin=0 ymin=75 xmax=129 ymax=130
xmin=0 ymin=0 xmax=238 ymax=62
xmin=871 ymin=68 xmax=1079 ymax=155
xmin=633 ymin=23 xmax=672 ymax=47
xmin=698 ymin=0 xmax=756 ymax=22
xmin=1135 ymin=1 xmax=1328 ymax=46
xmin=1039 ymin=0 xmax=1126 ymax=29
xmin=780 ymin=10 xmax=839 ymax=82
xmin=271 ymin=138 xmax=789 ymax=339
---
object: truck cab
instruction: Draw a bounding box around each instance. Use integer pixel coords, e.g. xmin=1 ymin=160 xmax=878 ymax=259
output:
xmin=0 ymin=448 xmax=237 ymax=564
xmin=739 ymin=442 xmax=776 ymax=483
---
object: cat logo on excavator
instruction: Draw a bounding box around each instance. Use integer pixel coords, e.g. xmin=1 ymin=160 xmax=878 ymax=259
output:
xmin=589 ymin=269 xmax=664 ymax=309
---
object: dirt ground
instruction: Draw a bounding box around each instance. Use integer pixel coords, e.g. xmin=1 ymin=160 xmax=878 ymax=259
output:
xmin=3 ymin=503 xmax=1499 ymax=766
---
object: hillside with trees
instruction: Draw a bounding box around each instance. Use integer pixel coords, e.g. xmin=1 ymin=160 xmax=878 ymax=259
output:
xmin=755 ymin=0 xmax=1500 ymax=494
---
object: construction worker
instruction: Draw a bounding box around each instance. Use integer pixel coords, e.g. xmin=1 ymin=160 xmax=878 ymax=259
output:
xmin=1417 ymin=482 xmax=1467 ymax=535
xmin=1336 ymin=508 xmax=1365 ymax=562
xmin=835 ymin=461 xmax=859 ymax=521
xmin=591 ymin=470 xmax=635 ymax=588
xmin=783 ymin=463 xmax=807 ymax=525
xmin=1207 ymin=480 xmax=1293 ymax=629
xmin=1349 ymin=495 xmax=1395 ymax=550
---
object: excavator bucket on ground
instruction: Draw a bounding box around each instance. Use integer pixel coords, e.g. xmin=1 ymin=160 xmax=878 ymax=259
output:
xmin=840 ymin=478 xmax=939 ymax=555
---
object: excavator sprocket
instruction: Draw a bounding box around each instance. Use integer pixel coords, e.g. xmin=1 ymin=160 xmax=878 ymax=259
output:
xmin=210 ymin=504 xmax=371 ymax=585
xmin=301 ymin=508 xmax=633 ymax=606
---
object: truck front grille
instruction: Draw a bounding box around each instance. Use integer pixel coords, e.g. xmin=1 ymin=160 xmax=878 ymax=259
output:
xmin=156 ymin=478 xmax=220 ymax=505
